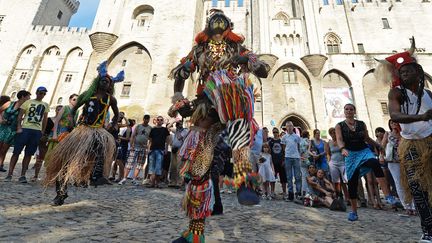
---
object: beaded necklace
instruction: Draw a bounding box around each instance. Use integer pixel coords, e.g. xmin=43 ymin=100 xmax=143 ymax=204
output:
xmin=208 ymin=40 xmax=226 ymax=60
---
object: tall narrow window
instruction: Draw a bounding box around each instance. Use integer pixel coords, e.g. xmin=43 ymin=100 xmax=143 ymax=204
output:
xmin=0 ymin=16 xmax=5 ymax=27
xmin=121 ymin=84 xmax=131 ymax=96
xmin=323 ymin=0 xmax=329 ymax=5
xmin=122 ymin=60 xmax=127 ymax=67
xmin=57 ymin=11 xmax=63 ymax=20
xmin=137 ymin=19 xmax=145 ymax=26
xmin=26 ymin=49 xmax=33 ymax=55
xmin=64 ymin=74 xmax=73 ymax=82
xmin=225 ymin=0 xmax=230 ymax=7
xmin=326 ymin=34 xmax=341 ymax=54
xmin=357 ymin=43 xmax=365 ymax=53
xmin=352 ymin=0 xmax=358 ymax=3
xmin=292 ymin=0 xmax=297 ymax=17
xmin=212 ymin=0 xmax=218 ymax=7
xmin=78 ymin=51 xmax=83 ymax=57
xmin=255 ymin=98 xmax=262 ymax=111
xmin=56 ymin=50 xmax=61 ymax=56
xmin=336 ymin=0 xmax=343 ymax=4
xmin=238 ymin=0 xmax=244 ymax=7
xmin=382 ymin=18 xmax=390 ymax=29
xmin=19 ymin=72 xmax=28 ymax=80
xmin=10 ymin=92 xmax=17 ymax=100
xmin=380 ymin=102 xmax=389 ymax=115
xmin=282 ymin=69 xmax=297 ymax=84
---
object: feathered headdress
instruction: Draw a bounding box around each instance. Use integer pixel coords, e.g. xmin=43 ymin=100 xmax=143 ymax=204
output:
xmin=194 ymin=9 xmax=244 ymax=44
xmin=76 ymin=61 xmax=125 ymax=107
xmin=374 ymin=37 xmax=417 ymax=88
xmin=97 ymin=61 xmax=125 ymax=83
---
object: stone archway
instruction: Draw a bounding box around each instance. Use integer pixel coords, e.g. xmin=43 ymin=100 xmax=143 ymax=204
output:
xmin=107 ymin=42 xmax=152 ymax=110
xmin=280 ymin=113 xmax=310 ymax=134
xmin=362 ymin=69 xmax=389 ymax=131
xmin=321 ymin=69 xmax=354 ymax=129
xmin=271 ymin=62 xmax=316 ymax=130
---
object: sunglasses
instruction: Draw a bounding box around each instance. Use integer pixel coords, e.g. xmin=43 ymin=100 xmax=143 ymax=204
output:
xmin=157 ymin=119 xmax=164 ymax=121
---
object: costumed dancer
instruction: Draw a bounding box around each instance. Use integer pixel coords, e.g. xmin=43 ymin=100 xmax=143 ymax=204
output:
xmin=44 ymin=61 xmax=123 ymax=206
xmin=168 ymin=10 xmax=270 ymax=243
xmin=376 ymin=37 xmax=432 ymax=242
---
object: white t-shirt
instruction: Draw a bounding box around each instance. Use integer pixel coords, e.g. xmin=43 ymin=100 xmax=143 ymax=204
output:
xmin=399 ymin=88 xmax=432 ymax=139
xmin=281 ymin=132 xmax=301 ymax=159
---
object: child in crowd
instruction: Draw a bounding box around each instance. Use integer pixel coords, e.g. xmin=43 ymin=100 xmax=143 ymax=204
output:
xmin=259 ymin=143 xmax=276 ymax=200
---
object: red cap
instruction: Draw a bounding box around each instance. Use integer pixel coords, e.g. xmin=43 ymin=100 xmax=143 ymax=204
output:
xmin=385 ymin=51 xmax=416 ymax=70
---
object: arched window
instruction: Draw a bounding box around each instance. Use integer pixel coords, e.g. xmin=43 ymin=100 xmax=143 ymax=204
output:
xmin=45 ymin=46 xmax=60 ymax=56
xmin=275 ymin=34 xmax=281 ymax=45
xmin=10 ymin=91 xmax=17 ymax=100
xmin=57 ymin=97 xmax=63 ymax=104
xmin=132 ymin=5 xmax=154 ymax=28
xmin=325 ymin=33 xmax=341 ymax=54
xmin=274 ymin=12 xmax=290 ymax=25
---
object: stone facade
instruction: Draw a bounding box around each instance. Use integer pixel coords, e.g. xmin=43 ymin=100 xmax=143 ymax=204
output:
xmin=0 ymin=0 xmax=431 ymax=134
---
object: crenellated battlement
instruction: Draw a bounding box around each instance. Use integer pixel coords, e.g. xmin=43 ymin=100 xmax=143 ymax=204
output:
xmin=31 ymin=25 xmax=89 ymax=34
xmin=62 ymin=0 xmax=80 ymax=14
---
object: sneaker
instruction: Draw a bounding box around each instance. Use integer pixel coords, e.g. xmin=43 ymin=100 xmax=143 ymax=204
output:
xmin=118 ymin=178 xmax=127 ymax=185
xmin=261 ymin=194 xmax=267 ymax=200
xmin=348 ymin=211 xmax=358 ymax=221
xmin=220 ymin=189 xmax=226 ymax=194
xmin=0 ymin=166 xmax=6 ymax=172
xmin=420 ymin=233 xmax=432 ymax=243
xmin=132 ymin=180 xmax=140 ymax=186
xmin=266 ymin=195 xmax=272 ymax=201
xmin=304 ymin=196 xmax=311 ymax=207
xmin=288 ymin=192 xmax=294 ymax=201
xmin=385 ymin=195 xmax=397 ymax=205
xmin=283 ymin=194 xmax=289 ymax=201
xmin=142 ymin=179 xmax=151 ymax=185
xmin=4 ymin=175 xmax=12 ymax=182
xmin=18 ymin=176 xmax=27 ymax=183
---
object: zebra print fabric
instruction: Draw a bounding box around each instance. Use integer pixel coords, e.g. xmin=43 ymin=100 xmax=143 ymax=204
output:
xmin=227 ymin=119 xmax=250 ymax=150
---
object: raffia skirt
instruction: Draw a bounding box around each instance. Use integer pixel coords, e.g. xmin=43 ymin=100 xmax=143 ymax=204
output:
xmin=43 ymin=125 xmax=116 ymax=189
xmin=399 ymin=135 xmax=432 ymax=204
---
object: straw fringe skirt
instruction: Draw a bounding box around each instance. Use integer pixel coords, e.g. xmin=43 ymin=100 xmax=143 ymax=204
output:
xmin=399 ymin=135 xmax=432 ymax=204
xmin=43 ymin=125 xmax=116 ymax=189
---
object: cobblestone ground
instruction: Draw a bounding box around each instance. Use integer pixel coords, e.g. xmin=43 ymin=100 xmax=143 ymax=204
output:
xmin=0 ymin=155 xmax=422 ymax=243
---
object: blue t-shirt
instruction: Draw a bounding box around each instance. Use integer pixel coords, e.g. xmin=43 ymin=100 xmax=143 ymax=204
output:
xmin=281 ymin=133 xmax=301 ymax=159
xmin=250 ymin=129 xmax=263 ymax=155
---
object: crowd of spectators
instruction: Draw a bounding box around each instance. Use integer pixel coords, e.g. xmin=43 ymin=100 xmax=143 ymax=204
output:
xmin=0 ymin=89 xmax=414 ymax=221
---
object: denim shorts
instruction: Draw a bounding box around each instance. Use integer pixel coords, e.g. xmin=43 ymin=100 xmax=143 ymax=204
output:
xmin=148 ymin=150 xmax=164 ymax=176
xmin=13 ymin=128 xmax=42 ymax=156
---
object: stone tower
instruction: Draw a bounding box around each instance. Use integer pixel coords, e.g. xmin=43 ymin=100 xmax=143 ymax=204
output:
xmin=84 ymin=0 xmax=206 ymax=116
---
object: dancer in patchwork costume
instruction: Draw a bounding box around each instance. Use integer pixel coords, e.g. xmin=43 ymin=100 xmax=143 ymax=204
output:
xmin=169 ymin=10 xmax=270 ymax=243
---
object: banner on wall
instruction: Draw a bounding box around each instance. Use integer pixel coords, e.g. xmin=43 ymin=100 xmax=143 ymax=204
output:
xmin=323 ymin=88 xmax=353 ymax=125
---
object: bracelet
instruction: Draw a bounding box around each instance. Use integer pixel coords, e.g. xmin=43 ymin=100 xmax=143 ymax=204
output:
xmin=340 ymin=147 xmax=345 ymax=151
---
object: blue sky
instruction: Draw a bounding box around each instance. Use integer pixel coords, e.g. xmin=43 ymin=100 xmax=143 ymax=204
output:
xmin=69 ymin=0 xmax=100 ymax=29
